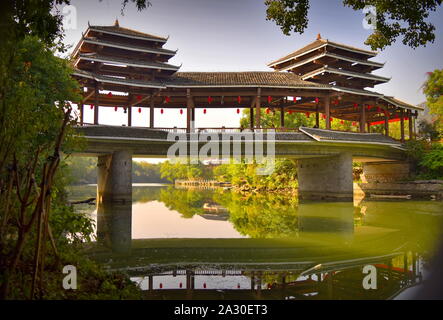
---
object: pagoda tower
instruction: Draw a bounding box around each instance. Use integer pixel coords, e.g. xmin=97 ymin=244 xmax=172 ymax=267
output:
xmin=71 ymin=19 xmax=180 ymax=125
xmin=268 ymin=34 xmax=389 ymax=90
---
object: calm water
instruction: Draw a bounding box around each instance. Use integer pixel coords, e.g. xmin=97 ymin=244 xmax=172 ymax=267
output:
xmin=68 ymin=184 xmax=443 ymax=300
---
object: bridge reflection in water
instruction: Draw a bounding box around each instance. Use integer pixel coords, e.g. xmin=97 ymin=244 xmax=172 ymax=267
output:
xmin=83 ymin=185 xmax=441 ymax=300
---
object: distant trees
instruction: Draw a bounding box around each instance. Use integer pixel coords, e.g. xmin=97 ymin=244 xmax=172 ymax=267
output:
xmin=159 ymin=161 xmax=214 ymax=182
xmin=423 ymin=69 xmax=443 ymax=136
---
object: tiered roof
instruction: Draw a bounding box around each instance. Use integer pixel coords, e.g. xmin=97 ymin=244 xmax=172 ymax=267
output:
xmin=268 ymin=34 xmax=388 ymax=89
xmin=71 ymin=20 xmax=179 ymax=97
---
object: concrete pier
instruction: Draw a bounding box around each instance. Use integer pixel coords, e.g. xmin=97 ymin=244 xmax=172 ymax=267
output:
xmin=297 ymin=153 xmax=353 ymax=201
xmin=96 ymin=150 xmax=133 ymax=253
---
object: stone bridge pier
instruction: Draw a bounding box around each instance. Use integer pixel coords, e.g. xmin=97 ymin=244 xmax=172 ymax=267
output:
xmin=297 ymin=153 xmax=354 ymax=201
xmin=96 ymin=150 xmax=133 ymax=253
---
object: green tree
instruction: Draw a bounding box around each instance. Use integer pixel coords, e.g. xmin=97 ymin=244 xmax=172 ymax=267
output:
xmin=423 ymin=69 xmax=443 ymax=136
xmin=265 ymin=0 xmax=442 ymax=50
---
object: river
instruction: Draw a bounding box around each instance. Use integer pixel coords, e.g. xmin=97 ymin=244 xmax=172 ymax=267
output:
xmin=68 ymin=183 xmax=443 ymax=300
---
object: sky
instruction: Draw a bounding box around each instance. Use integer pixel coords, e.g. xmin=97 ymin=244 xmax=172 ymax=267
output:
xmin=62 ymin=0 xmax=443 ymax=131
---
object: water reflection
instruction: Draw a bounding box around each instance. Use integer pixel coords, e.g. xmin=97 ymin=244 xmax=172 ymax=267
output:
xmin=67 ymin=184 xmax=443 ymax=299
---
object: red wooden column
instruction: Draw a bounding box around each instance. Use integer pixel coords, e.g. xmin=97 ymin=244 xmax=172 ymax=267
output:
xmin=255 ymin=88 xmax=261 ymax=129
xmin=280 ymin=104 xmax=285 ymax=128
xmin=79 ymin=102 xmax=84 ymax=125
xmin=400 ymin=109 xmax=405 ymax=143
xmin=186 ymin=89 xmax=193 ymax=133
xmin=408 ymin=110 xmax=413 ymax=140
xmin=127 ymin=106 xmax=132 ymax=127
xmin=315 ymin=103 xmax=320 ymax=128
xmin=359 ymin=102 xmax=366 ymax=133
xmin=325 ymin=96 xmax=331 ymax=130
xmin=384 ymin=108 xmax=390 ymax=137
xmin=149 ymin=99 xmax=154 ymax=128
xmin=94 ymin=84 xmax=99 ymax=125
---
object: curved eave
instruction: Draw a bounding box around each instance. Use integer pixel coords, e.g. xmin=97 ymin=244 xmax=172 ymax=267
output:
xmin=278 ymin=52 xmax=384 ymax=72
xmin=268 ymin=42 xmax=377 ymax=68
xmin=82 ymin=38 xmax=177 ymax=56
xmin=72 ymin=70 xmax=166 ymax=89
xmin=165 ymin=84 xmax=328 ymax=89
xmin=302 ymin=67 xmax=390 ymax=83
xmin=75 ymin=55 xmax=180 ymax=72
xmin=89 ymin=27 xmax=167 ymax=43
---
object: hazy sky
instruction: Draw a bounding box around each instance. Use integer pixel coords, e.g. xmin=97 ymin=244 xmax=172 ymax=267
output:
xmin=63 ymin=0 xmax=443 ymax=129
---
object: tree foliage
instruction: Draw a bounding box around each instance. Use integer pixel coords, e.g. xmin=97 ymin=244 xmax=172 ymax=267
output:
xmin=423 ymin=69 xmax=443 ymax=135
xmin=265 ymin=0 xmax=442 ymax=50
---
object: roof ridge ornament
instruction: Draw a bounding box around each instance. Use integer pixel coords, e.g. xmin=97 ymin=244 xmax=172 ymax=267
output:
xmin=316 ymin=33 xmax=322 ymax=40
xmin=114 ymin=18 xmax=119 ymax=27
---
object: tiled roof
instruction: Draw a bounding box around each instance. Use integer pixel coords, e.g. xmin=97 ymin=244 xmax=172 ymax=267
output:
xmin=300 ymin=127 xmax=401 ymax=145
xmin=89 ymin=25 xmax=167 ymax=42
xmin=82 ymin=37 xmax=176 ymax=56
xmin=166 ymin=72 xmax=329 ymax=88
xmin=268 ymin=39 xmax=377 ymax=67
xmin=77 ymin=53 xmax=180 ymax=71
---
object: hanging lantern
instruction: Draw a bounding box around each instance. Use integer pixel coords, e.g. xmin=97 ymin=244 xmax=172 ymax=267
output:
xmin=367 ymin=105 xmax=371 ymax=110
xmin=179 ymin=282 xmax=182 ymax=289
xmin=267 ymin=96 xmax=272 ymax=104
xmin=136 ymin=95 xmax=142 ymax=101
xmin=90 ymin=104 xmax=94 ymax=110
xmin=114 ymin=106 xmax=118 ymax=112
xmin=236 ymin=108 xmax=240 ymax=114
xmin=352 ymin=121 xmax=356 ymax=126
xmin=377 ymin=106 xmax=381 ymax=112
xmin=107 ymin=92 xmax=112 ymax=97
xmin=266 ymin=108 xmax=270 ymax=114
xmin=160 ymin=108 xmax=164 ymax=114
xmin=353 ymin=103 xmax=358 ymax=108
xmin=165 ymin=96 xmax=170 ymax=103
xmin=159 ymin=283 xmax=163 ymax=289
xmin=305 ymin=112 xmax=310 ymax=118
xmin=180 ymin=109 xmax=183 ymax=115
xmin=315 ymin=97 xmax=319 ymax=104
xmin=322 ymin=114 xmax=326 ymax=119
xmin=123 ymin=107 xmax=127 ymax=114
xmin=203 ymin=108 xmax=207 ymax=114
xmin=203 ymin=283 xmax=207 ymax=289
xmin=237 ymin=96 xmax=241 ymax=104
xmin=288 ymin=110 xmax=293 ymax=114
xmin=237 ymin=283 xmax=240 ymax=289
xmin=340 ymin=120 xmax=344 ymax=125
xmin=207 ymin=96 xmax=212 ymax=104
xmin=330 ymin=117 xmax=333 ymax=122
xmin=138 ymin=107 xmax=142 ymax=113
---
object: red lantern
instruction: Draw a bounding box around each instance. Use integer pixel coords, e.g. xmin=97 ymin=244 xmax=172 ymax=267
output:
xmin=377 ymin=107 xmax=381 ymax=112
xmin=340 ymin=120 xmax=344 ymax=124
xmin=330 ymin=117 xmax=333 ymax=122
xmin=107 ymin=92 xmax=112 ymax=97
xmin=236 ymin=108 xmax=240 ymax=114
xmin=353 ymin=103 xmax=358 ymax=108
xmin=267 ymin=96 xmax=272 ymax=104
xmin=237 ymin=96 xmax=241 ymax=104
xmin=203 ymin=108 xmax=207 ymax=114
xmin=322 ymin=114 xmax=326 ymax=119
xmin=305 ymin=112 xmax=310 ymax=118
xmin=160 ymin=108 xmax=164 ymax=114
xmin=207 ymin=96 xmax=212 ymax=104
xmin=90 ymin=104 xmax=94 ymax=109
xmin=114 ymin=106 xmax=118 ymax=112
xmin=159 ymin=283 xmax=163 ymax=289
xmin=315 ymin=97 xmax=319 ymax=104
xmin=237 ymin=283 xmax=240 ymax=289
xmin=179 ymin=282 xmax=182 ymax=288
xmin=352 ymin=122 xmax=357 ymax=126
xmin=367 ymin=105 xmax=371 ymax=110
xmin=203 ymin=283 xmax=207 ymax=289
xmin=180 ymin=109 xmax=183 ymax=115
xmin=137 ymin=95 xmax=142 ymax=101
xmin=165 ymin=96 xmax=170 ymax=103
xmin=266 ymin=108 xmax=270 ymax=114
xmin=288 ymin=110 xmax=293 ymax=114
xmin=138 ymin=107 xmax=142 ymax=113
